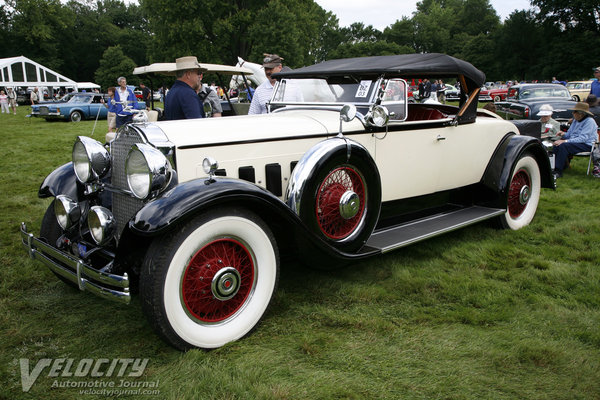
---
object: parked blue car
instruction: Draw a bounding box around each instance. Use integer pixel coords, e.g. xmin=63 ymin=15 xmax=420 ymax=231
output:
xmin=31 ymin=93 xmax=145 ymax=122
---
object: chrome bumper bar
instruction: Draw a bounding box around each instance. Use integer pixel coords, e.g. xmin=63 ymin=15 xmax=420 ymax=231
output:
xmin=20 ymin=222 xmax=130 ymax=304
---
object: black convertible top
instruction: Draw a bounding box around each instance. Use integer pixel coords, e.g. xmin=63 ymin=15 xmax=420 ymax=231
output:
xmin=274 ymin=53 xmax=486 ymax=88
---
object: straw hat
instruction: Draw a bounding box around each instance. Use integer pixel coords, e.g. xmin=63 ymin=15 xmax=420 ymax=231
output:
xmin=170 ymin=56 xmax=207 ymax=72
xmin=537 ymin=104 xmax=553 ymax=116
xmin=568 ymin=102 xmax=594 ymax=116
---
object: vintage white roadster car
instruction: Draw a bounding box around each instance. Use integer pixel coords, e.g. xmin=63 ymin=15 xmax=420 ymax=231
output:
xmin=20 ymin=53 xmax=553 ymax=350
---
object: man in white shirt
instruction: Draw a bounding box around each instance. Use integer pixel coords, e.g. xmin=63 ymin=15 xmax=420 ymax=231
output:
xmin=248 ymin=54 xmax=283 ymax=115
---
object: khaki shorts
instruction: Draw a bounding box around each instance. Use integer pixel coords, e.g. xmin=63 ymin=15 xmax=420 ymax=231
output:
xmin=107 ymin=112 xmax=116 ymax=129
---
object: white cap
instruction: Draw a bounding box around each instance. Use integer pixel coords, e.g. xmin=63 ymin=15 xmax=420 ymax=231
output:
xmin=537 ymin=104 xmax=553 ymax=116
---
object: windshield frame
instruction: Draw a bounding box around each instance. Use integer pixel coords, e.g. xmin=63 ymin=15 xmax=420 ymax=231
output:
xmin=270 ymin=77 xmax=384 ymax=108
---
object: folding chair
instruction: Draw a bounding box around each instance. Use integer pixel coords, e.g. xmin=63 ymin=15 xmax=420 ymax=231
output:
xmin=573 ymin=130 xmax=599 ymax=175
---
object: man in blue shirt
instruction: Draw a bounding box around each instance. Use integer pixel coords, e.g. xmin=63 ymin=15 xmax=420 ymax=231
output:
xmin=165 ymin=56 xmax=207 ymax=120
xmin=590 ymin=67 xmax=600 ymax=97
xmin=552 ymin=102 xmax=598 ymax=177
xmin=114 ymin=77 xmax=138 ymax=128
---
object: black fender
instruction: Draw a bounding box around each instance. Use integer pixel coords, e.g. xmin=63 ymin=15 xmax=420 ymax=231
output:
xmin=481 ymin=133 xmax=554 ymax=203
xmin=128 ymin=177 xmax=380 ymax=262
xmin=38 ymin=162 xmax=83 ymax=200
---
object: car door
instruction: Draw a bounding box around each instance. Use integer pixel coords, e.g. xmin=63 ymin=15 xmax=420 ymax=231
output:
xmin=89 ymin=95 xmax=107 ymax=119
xmin=374 ymin=126 xmax=445 ymax=201
xmin=435 ymin=120 xmax=509 ymax=192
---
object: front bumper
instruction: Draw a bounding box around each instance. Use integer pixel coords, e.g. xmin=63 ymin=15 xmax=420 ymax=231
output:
xmin=20 ymin=222 xmax=130 ymax=304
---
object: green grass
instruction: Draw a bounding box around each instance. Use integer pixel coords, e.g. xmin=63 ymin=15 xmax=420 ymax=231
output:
xmin=1 ymin=106 xmax=600 ymax=399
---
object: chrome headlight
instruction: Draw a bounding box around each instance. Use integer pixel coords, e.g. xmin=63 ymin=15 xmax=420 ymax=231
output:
xmin=370 ymin=105 xmax=389 ymax=127
xmin=126 ymin=144 xmax=173 ymax=199
xmin=88 ymin=206 xmax=115 ymax=245
xmin=72 ymin=136 xmax=110 ymax=183
xmin=54 ymin=195 xmax=80 ymax=230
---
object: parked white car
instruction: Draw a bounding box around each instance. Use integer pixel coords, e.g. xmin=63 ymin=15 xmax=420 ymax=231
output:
xmin=20 ymin=53 xmax=553 ymax=350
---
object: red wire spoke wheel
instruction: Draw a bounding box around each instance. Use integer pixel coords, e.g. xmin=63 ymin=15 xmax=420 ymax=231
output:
xmin=315 ymin=166 xmax=366 ymax=239
xmin=507 ymin=168 xmax=531 ymax=218
xmin=181 ymin=238 xmax=254 ymax=323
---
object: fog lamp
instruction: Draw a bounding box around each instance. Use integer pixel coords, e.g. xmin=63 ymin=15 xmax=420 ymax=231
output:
xmin=87 ymin=206 xmax=115 ymax=245
xmin=54 ymin=195 xmax=81 ymax=230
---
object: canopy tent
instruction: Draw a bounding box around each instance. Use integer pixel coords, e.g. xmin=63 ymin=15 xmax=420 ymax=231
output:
xmin=0 ymin=56 xmax=99 ymax=92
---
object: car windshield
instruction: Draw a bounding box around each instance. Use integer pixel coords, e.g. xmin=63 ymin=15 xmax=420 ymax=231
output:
xmin=271 ymin=78 xmax=379 ymax=105
xmin=68 ymin=94 xmax=92 ymax=104
xmin=509 ymin=87 xmax=570 ymax=100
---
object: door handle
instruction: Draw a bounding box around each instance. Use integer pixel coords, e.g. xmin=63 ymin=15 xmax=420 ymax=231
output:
xmin=436 ymin=135 xmax=446 ymax=141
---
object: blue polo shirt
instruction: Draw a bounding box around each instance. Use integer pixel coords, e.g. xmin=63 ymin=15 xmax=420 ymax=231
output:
xmin=590 ymin=80 xmax=600 ymax=97
xmin=165 ymin=80 xmax=203 ymax=120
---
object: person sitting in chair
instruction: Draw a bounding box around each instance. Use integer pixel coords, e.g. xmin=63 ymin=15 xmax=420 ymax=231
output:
xmin=552 ymin=102 xmax=598 ymax=177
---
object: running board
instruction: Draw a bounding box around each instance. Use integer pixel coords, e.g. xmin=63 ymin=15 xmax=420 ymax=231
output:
xmin=366 ymin=206 xmax=505 ymax=253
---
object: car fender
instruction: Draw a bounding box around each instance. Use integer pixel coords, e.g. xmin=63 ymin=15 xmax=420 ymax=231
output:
xmin=38 ymin=162 xmax=83 ymax=200
xmin=128 ymin=177 xmax=380 ymax=261
xmin=482 ymin=134 xmax=554 ymax=197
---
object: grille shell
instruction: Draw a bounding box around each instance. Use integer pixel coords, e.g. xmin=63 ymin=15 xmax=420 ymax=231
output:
xmin=110 ymin=129 xmax=145 ymax=239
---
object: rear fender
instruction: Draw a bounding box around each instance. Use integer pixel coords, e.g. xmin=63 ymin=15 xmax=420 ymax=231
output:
xmin=482 ymin=134 xmax=554 ymax=197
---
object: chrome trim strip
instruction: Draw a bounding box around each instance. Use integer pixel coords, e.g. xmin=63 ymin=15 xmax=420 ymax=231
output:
xmin=20 ymin=223 xmax=130 ymax=304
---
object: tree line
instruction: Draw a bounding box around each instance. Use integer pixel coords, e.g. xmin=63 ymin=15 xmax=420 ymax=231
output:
xmin=1 ymin=0 xmax=599 ymax=90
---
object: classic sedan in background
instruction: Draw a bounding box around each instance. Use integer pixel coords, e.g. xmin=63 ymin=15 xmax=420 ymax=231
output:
xmin=20 ymin=53 xmax=553 ymax=351
xmin=479 ymin=86 xmax=508 ymax=102
xmin=495 ymin=83 xmax=576 ymax=122
xmin=566 ymin=80 xmax=593 ymax=101
xmin=31 ymin=92 xmax=145 ymax=122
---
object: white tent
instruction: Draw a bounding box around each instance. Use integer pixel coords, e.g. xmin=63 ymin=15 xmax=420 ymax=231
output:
xmin=0 ymin=56 xmax=99 ymax=93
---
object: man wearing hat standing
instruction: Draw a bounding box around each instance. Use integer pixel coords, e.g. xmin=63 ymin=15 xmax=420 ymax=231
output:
xmin=165 ymin=56 xmax=207 ymax=120
xmin=590 ymin=67 xmax=600 ymax=97
xmin=552 ymin=102 xmax=598 ymax=177
xmin=248 ymin=53 xmax=283 ymax=115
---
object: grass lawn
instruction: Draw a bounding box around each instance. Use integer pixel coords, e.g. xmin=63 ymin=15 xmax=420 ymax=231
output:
xmin=1 ymin=105 xmax=599 ymax=399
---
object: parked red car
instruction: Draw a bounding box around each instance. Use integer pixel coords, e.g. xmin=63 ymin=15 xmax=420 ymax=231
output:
xmin=479 ymin=86 xmax=508 ymax=102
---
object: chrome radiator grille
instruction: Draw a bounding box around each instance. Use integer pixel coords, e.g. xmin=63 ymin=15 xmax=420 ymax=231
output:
xmin=39 ymin=106 xmax=49 ymax=115
xmin=111 ymin=129 xmax=145 ymax=239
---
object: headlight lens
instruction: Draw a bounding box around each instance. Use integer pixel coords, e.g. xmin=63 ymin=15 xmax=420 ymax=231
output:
xmin=54 ymin=195 xmax=80 ymax=230
xmin=126 ymin=144 xmax=172 ymax=199
xmin=88 ymin=206 xmax=115 ymax=245
xmin=72 ymin=136 xmax=110 ymax=183
xmin=370 ymin=105 xmax=389 ymax=127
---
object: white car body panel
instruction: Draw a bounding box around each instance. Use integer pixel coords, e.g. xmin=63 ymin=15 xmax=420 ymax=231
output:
xmin=159 ymin=109 xmax=517 ymax=202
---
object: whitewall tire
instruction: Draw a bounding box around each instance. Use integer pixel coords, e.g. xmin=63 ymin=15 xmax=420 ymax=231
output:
xmin=141 ymin=208 xmax=279 ymax=350
xmin=499 ymin=154 xmax=541 ymax=230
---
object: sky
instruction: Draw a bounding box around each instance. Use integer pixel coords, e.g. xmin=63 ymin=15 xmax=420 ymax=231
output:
xmin=314 ymin=0 xmax=533 ymax=31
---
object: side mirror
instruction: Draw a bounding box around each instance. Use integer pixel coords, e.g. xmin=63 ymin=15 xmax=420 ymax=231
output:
xmin=338 ymin=104 xmax=357 ymax=136
xmin=340 ymin=104 xmax=357 ymax=122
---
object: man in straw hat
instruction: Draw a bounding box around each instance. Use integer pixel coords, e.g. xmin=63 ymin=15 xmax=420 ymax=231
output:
xmin=248 ymin=53 xmax=283 ymax=115
xmin=164 ymin=56 xmax=208 ymax=120
xmin=552 ymin=102 xmax=598 ymax=177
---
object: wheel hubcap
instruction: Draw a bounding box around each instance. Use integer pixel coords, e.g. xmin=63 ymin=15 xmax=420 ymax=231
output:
xmin=211 ymin=267 xmax=241 ymax=300
xmin=339 ymin=190 xmax=360 ymax=219
xmin=181 ymin=238 xmax=254 ymax=323
xmin=519 ymin=185 xmax=530 ymax=205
